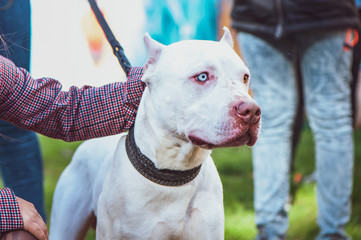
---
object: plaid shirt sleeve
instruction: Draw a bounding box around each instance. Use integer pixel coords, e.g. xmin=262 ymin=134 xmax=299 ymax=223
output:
xmin=0 ymin=188 xmax=23 ymax=233
xmin=0 ymin=55 xmax=145 ymax=142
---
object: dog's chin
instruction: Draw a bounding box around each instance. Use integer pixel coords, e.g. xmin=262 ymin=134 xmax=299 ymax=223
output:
xmin=188 ymin=132 xmax=258 ymax=150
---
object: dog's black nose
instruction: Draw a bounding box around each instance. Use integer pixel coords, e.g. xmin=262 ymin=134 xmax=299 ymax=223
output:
xmin=235 ymin=101 xmax=261 ymax=124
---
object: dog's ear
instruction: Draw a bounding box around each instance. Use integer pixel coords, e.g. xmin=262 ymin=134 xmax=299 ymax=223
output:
xmin=142 ymin=33 xmax=165 ymax=84
xmin=220 ymin=26 xmax=234 ymax=48
xmin=144 ymin=33 xmax=164 ymax=65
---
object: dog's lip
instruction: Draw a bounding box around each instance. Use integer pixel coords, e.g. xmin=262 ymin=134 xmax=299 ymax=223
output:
xmin=188 ymin=133 xmax=257 ymax=149
xmin=188 ymin=135 xmax=215 ymax=149
xmin=246 ymin=132 xmax=257 ymax=146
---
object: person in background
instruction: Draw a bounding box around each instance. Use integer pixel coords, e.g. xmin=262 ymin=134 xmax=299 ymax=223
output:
xmin=231 ymin=0 xmax=359 ymax=239
xmin=352 ymin=0 xmax=361 ymax=129
xmin=0 ymin=0 xmax=46 ymax=223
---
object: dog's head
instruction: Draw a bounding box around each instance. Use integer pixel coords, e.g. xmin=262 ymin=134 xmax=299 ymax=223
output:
xmin=141 ymin=27 xmax=261 ymax=149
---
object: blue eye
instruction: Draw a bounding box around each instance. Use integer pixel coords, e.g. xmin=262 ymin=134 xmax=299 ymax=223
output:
xmin=197 ymin=72 xmax=208 ymax=82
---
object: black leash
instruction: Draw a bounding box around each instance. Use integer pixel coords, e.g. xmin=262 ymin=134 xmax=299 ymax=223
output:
xmin=87 ymin=0 xmax=132 ymax=75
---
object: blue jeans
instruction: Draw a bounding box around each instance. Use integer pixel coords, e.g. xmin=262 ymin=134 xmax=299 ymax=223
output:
xmin=0 ymin=122 xmax=46 ymax=221
xmin=238 ymin=30 xmax=354 ymax=239
xmin=0 ymin=0 xmax=46 ymax=221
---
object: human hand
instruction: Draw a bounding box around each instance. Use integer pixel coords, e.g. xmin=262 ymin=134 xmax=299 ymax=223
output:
xmin=15 ymin=197 xmax=48 ymax=240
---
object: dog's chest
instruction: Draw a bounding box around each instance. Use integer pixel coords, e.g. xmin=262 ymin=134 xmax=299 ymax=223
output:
xmin=105 ymin=155 xmax=200 ymax=234
xmin=113 ymin=187 xmax=198 ymax=238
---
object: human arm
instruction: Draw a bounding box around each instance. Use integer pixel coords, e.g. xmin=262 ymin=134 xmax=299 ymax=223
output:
xmin=0 ymin=55 xmax=145 ymax=142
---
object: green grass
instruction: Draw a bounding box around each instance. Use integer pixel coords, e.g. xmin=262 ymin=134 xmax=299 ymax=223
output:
xmin=8 ymin=126 xmax=361 ymax=239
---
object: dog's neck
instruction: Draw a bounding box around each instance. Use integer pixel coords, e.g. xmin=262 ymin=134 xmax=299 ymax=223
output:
xmin=133 ymin=91 xmax=211 ymax=171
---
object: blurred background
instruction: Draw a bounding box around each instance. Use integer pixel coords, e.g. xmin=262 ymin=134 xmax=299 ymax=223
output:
xmin=30 ymin=0 xmax=147 ymax=90
xmin=1 ymin=0 xmax=361 ymax=239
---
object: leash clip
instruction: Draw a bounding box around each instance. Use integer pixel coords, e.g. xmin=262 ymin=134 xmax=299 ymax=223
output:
xmin=112 ymin=42 xmax=132 ymax=75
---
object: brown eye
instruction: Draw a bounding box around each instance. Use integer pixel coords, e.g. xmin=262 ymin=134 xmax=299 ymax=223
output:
xmin=243 ymin=74 xmax=249 ymax=84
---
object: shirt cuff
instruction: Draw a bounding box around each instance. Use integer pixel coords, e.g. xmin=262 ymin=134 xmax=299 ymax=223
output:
xmin=0 ymin=188 xmax=23 ymax=233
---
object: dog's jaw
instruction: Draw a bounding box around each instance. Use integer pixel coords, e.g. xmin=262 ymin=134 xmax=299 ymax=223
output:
xmin=188 ymin=126 xmax=259 ymax=149
xmin=186 ymin=102 xmax=261 ymax=149
xmin=133 ymin=98 xmax=211 ymax=171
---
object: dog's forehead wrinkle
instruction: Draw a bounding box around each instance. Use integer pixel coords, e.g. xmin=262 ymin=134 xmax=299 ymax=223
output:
xmin=150 ymin=38 xmax=246 ymax=83
xmin=221 ymin=57 xmax=248 ymax=74
xmin=164 ymin=40 xmax=227 ymax=60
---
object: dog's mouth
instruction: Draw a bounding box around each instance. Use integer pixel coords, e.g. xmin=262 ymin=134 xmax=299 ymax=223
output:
xmin=188 ymin=131 xmax=258 ymax=150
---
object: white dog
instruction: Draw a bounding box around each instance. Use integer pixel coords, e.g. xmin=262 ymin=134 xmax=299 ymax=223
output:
xmin=49 ymin=27 xmax=261 ymax=240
